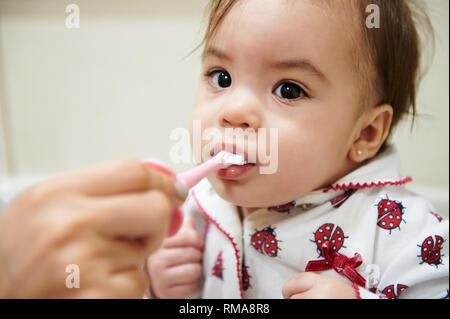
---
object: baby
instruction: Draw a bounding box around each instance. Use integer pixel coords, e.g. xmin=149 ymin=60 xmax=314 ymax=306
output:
xmin=147 ymin=0 xmax=449 ymax=299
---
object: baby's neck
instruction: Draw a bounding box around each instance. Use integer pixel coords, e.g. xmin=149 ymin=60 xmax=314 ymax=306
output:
xmin=238 ymin=206 xmax=261 ymax=220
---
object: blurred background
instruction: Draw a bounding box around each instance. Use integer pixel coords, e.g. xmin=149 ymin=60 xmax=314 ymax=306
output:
xmin=0 ymin=0 xmax=448 ymax=216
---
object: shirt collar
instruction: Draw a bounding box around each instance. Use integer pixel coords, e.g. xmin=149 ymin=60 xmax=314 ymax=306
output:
xmin=291 ymin=144 xmax=412 ymax=207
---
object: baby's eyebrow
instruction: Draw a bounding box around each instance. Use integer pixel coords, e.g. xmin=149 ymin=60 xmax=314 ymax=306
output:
xmin=202 ymin=47 xmax=231 ymax=61
xmin=269 ymin=59 xmax=328 ymax=82
xmin=202 ymin=47 xmax=327 ymax=83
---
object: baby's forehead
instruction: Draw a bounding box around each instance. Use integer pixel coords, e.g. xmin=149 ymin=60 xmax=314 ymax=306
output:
xmin=215 ymin=1 xmax=363 ymax=49
xmin=207 ymin=0 xmax=366 ymax=70
xmin=204 ymin=0 xmax=374 ymax=108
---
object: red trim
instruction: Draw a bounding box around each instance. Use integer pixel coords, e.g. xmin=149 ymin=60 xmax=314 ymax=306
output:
xmin=192 ymin=190 xmax=244 ymax=299
xmin=323 ymin=177 xmax=413 ymax=193
xmin=352 ymin=283 xmax=363 ymax=299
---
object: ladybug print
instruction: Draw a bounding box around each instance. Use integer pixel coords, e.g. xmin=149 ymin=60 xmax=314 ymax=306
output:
xmin=212 ymin=251 xmax=224 ymax=279
xmin=269 ymin=201 xmax=296 ymax=214
xmin=380 ymin=284 xmax=408 ymax=299
xmin=418 ymin=235 xmax=445 ymax=268
xmin=311 ymin=223 xmax=347 ymax=257
xmin=375 ymin=195 xmax=406 ymax=234
xmin=250 ymin=226 xmax=282 ymax=257
xmin=241 ymin=260 xmax=251 ymax=291
xmin=441 ymin=289 xmax=449 ymax=299
xmin=331 ymin=189 xmax=357 ymax=208
xmin=430 ymin=211 xmax=443 ymax=223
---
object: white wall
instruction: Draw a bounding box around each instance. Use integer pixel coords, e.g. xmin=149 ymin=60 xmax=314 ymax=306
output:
xmin=390 ymin=0 xmax=449 ymax=215
xmin=0 ymin=0 xmax=448 ymax=215
xmin=0 ymin=0 xmax=208 ymax=177
xmin=0 ymin=101 xmax=8 ymax=174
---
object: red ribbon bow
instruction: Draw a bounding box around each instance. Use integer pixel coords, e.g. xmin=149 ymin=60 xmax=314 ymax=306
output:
xmin=305 ymin=241 xmax=366 ymax=287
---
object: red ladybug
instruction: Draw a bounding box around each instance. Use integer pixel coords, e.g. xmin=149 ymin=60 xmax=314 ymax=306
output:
xmin=212 ymin=251 xmax=224 ymax=279
xmin=381 ymin=284 xmax=408 ymax=299
xmin=312 ymin=223 xmax=347 ymax=256
xmin=241 ymin=261 xmax=251 ymax=291
xmin=376 ymin=196 xmax=406 ymax=234
xmin=331 ymin=189 xmax=357 ymax=208
xmin=418 ymin=235 xmax=445 ymax=268
xmin=250 ymin=226 xmax=281 ymax=257
xmin=269 ymin=201 xmax=296 ymax=214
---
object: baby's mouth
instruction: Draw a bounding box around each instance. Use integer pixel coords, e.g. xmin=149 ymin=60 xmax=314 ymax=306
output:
xmin=216 ymin=162 xmax=257 ymax=180
xmin=211 ymin=142 xmax=258 ymax=180
xmin=210 ymin=142 xmax=257 ymax=165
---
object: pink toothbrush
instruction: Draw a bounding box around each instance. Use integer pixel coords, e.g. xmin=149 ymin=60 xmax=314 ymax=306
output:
xmin=141 ymin=151 xmax=246 ymax=236
xmin=142 ymin=150 xmax=247 ymax=191
xmin=177 ymin=151 xmax=246 ymax=189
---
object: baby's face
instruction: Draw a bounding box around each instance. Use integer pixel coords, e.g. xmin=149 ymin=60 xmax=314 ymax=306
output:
xmin=191 ymin=0 xmax=366 ymax=208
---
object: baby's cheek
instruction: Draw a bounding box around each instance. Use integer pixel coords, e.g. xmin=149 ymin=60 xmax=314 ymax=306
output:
xmin=266 ymin=156 xmax=310 ymax=199
xmin=272 ymin=139 xmax=329 ymax=196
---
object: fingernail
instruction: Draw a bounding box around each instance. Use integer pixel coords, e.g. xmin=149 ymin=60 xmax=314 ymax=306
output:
xmin=174 ymin=182 xmax=189 ymax=201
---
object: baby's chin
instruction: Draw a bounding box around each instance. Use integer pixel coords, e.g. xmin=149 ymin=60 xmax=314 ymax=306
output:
xmin=207 ymin=174 xmax=300 ymax=208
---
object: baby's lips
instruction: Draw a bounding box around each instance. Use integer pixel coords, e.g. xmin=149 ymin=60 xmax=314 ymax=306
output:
xmin=141 ymin=159 xmax=185 ymax=237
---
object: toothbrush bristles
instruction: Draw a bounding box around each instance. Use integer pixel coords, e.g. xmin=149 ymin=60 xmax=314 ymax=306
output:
xmin=222 ymin=152 xmax=247 ymax=166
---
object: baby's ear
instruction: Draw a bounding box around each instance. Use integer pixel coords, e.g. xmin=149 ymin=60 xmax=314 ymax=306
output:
xmin=349 ymin=104 xmax=393 ymax=163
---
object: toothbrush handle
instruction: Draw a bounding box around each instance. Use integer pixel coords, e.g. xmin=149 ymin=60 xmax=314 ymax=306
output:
xmin=177 ymin=159 xmax=223 ymax=189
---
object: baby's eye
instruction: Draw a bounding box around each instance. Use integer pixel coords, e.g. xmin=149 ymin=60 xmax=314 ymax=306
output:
xmin=273 ymin=81 xmax=307 ymax=101
xmin=207 ymin=70 xmax=232 ymax=89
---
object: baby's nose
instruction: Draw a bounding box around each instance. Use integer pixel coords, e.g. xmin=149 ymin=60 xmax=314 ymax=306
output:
xmin=221 ymin=116 xmax=251 ymax=129
xmin=219 ymin=97 xmax=262 ymax=130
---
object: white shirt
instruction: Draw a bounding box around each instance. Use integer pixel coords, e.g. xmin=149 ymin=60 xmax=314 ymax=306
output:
xmin=183 ymin=145 xmax=449 ymax=299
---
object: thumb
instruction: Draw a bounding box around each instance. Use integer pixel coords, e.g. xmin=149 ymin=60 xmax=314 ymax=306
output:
xmin=182 ymin=214 xmax=197 ymax=230
xmin=282 ymin=272 xmax=317 ymax=299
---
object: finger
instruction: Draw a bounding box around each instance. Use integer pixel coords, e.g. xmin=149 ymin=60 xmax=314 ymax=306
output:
xmin=166 ymin=282 xmax=199 ymax=299
xmin=183 ymin=214 xmax=196 ymax=229
xmin=163 ymin=221 xmax=205 ymax=250
xmin=68 ymin=256 xmax=147 ymax=299
xmin=46 ymin=159 xmax=186 ymax=200
xmin=159 ymin=247 xmax=203 ymax=267
xmin=142 ymin=160 xmax=189 ymax=206
xmin=107 ymin=271 xmax=149 ymax=298
xmin=165 ymin=263 xmax=202 ymax=286
xmin=282 ymin=272 xmax=317 ymax=299
xmin=95 ymin=236 xmax=152 ymax=273
xmin=93 ymin=190 xmax=173 ymax=244
xmin=290 ymin=292 xmax=312 ymax=299
xmin=167 ymin=213 xmax=194 ymax=238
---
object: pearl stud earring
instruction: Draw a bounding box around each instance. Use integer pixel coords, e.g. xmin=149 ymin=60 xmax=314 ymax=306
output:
xmin=356 ymin=149 xmax=363 ymax=156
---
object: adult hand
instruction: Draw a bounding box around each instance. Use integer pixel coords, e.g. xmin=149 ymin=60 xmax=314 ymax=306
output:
xmin=0 ymin=159 xmax=186 ymax=298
